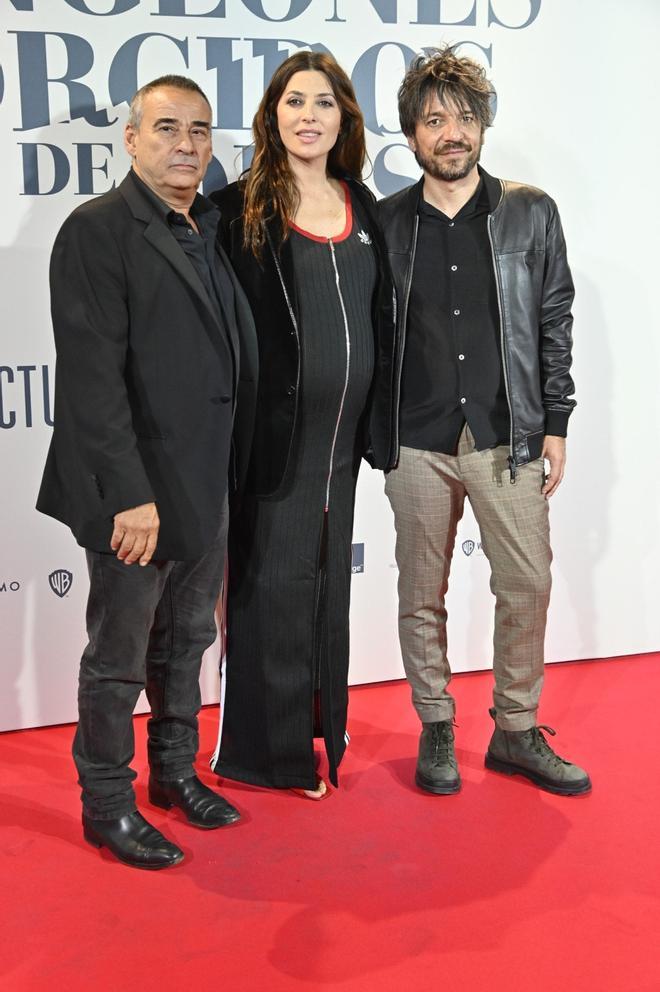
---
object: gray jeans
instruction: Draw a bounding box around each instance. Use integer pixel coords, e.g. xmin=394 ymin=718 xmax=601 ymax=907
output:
xmin=73 ymin=504 xmax=228 ymax=820
xmin=385 ymin=428 xmax=552 ymax=731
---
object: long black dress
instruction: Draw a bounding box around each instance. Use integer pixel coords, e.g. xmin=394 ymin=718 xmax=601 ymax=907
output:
xmin=215 ymin=189 xmax=377 ymax=789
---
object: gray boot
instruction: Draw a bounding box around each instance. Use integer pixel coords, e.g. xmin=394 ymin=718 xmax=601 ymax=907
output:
xmin=415 ymin=720 xmax=461 ymax=795
xmin=485 ymin=708 xmax=591 ymax=796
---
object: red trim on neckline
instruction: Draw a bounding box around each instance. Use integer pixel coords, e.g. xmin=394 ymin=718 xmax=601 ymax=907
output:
xmin=290 ymin=180 xmax=353 ymax=243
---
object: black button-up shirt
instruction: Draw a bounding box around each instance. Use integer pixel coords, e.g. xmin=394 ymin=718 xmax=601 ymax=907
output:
xmin=399 ymin=177 xmax=510 ymax=454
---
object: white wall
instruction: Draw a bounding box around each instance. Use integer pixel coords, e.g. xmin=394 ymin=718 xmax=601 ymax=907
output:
xmin=1 ymin=0 xmax=658 ymax=730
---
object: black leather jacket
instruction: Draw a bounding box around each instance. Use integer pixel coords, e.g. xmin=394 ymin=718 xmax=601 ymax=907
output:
xmin=379 ymin=166 xmax=576 ymax=472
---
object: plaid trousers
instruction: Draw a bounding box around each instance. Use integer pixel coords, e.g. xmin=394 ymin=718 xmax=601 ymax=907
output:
xmin=384 ymin=425 xmax=552 ymax=731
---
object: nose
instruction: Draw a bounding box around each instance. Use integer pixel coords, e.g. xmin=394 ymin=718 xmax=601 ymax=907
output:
xmin=443 ymin=115 xmax=465 ymax=142
xmin=176 ymin=132 xmax=195 ymax=154
xmin=301 ymin=100 xmax=317 ymax=122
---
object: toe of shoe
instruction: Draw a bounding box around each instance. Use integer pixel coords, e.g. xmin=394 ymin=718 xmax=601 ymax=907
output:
xmin=194 ymin=801 xmax=241 ymax=828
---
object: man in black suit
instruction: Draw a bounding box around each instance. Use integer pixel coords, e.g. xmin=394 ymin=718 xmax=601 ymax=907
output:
xmin=37 ymin=75 xmax=257 ymax=869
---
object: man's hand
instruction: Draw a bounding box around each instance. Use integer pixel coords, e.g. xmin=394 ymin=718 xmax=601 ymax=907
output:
xmin=111 ymin=502 xmax=160 ymax=566
xmin=541 ymin=436 xmax=566 ymax=499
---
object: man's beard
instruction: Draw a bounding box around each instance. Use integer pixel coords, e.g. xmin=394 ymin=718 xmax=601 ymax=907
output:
xmin=414 ymin=140 xmax=482 ymax=182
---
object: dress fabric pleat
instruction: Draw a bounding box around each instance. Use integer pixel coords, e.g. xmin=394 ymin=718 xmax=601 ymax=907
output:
xmin=216 ymin=201 xmax=377 ymax=790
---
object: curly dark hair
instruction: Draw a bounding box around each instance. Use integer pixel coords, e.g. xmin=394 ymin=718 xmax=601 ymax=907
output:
xmin=398 ymin=45 xmax=496 ymax=138
xmin=242 ymin=50 xmax=366 ymax=257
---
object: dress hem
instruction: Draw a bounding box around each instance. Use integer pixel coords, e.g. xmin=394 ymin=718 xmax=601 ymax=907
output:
xmin=215 ymin=762 xmax=320 ymax=791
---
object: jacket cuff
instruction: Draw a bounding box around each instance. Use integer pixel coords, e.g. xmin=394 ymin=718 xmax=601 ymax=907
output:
xmin=544 ymin=410 xmax=570 ymax=437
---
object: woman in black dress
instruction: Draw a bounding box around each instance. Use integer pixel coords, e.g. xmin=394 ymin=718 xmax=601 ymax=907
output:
xmin=210 ymin=51 xmax=398 ymax=798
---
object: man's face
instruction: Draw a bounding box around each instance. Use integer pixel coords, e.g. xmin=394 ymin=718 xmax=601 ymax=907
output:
xmin=124 ymin=86 xmax=213 ymax=202
xmin=408 ymin=97 xmax=483 ymax=183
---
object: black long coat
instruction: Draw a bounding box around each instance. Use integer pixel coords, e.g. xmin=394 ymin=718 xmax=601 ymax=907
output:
xmin=37 ymin=172 xmax=258 ymax=561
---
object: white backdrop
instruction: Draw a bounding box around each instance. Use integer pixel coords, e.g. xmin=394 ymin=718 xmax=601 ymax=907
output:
xmin=1 ymin=0 xmax=659 ymax=732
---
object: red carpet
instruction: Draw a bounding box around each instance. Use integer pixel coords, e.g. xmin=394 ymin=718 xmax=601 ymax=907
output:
xmin=1 ymin=654 xmax=659 ymax=992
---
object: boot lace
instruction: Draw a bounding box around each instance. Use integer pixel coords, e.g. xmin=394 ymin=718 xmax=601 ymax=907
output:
xmin=523 ymin=725 xmax=570 ymax=768
xmin=430 ymin=722 xmax=455 ymax=766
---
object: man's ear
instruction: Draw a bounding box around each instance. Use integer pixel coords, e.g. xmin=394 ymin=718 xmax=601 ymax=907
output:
xmin=406 ymin=134 xmax=417 ymax=154
xmin=124 ymin=124 xmax=136 ymax=158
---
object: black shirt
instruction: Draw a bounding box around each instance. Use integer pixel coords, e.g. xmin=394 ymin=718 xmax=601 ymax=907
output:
xmin=399 ymin=177 xmax=510 ymax=454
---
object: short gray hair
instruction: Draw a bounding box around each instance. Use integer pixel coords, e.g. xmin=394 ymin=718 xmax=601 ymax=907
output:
xmin=127 ymin=75 xmax=212 ymax=128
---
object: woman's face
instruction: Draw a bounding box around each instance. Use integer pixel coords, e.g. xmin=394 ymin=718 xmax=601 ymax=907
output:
xmin=275 ymin=70 xmax=342 ymax=167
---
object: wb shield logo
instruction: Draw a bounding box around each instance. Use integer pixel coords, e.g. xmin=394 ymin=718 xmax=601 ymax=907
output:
xmin=49 ymin=569 xmax=73 ymax=598
xmin=351 ymin=543 xmax=365 ymax=574
xmin=462 ymin=540 xmax=475 ymax=557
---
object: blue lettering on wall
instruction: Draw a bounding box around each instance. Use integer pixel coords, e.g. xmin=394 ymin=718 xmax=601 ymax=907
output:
xmin=6 ymin=1 xmax=541 ymax=197
xmin=153 ymin=0 xmax=226 ymax=15
xmin=352 ymin=42 xmax=417 ymax=137
xmin=0 ymin=365 xmax=54 ymax=429
xmin=12 ymin=31 xmax=117 ymax=130
xmin=19 ymin=143 xmax=70 ymax=195
xmin=241 ymin=0 xmax=313 ymax=21
xmin=107 ymin=33 xmax=189 ymax=111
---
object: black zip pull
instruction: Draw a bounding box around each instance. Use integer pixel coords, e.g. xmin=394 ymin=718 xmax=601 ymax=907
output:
xmin=507 ymin=455 xmax=517 ymax=484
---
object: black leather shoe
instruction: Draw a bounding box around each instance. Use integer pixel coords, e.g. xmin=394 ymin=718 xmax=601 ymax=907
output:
xmin=149 ymin=774 xmax=241 ymax=829
xmin=82 ymin=811 xmax=184 ymax=870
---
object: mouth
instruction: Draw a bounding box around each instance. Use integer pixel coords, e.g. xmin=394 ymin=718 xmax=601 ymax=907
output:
xmin=296 ymin=130 xmax=322 ymax=142
xmin=439 ymin=145 xmax=470 ymax=157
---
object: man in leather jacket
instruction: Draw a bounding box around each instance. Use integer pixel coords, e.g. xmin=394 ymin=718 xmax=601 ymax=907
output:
xmin=380 ymin=46 xmax=590 ymax=797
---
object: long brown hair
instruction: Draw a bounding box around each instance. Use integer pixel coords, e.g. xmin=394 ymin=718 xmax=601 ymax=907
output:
xmin=242 ymin=50 xmax=366 ymax=257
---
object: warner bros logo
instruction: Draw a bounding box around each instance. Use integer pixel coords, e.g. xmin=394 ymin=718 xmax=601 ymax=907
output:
xmin=49 ymin=569 xmax=73 ymax=598
xmin=462 ymin=540 xmax=476 ymax=557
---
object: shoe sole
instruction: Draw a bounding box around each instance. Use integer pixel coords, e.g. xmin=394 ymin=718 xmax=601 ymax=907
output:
xmin=484 ymin=753 xmax=592 ymax=796
xmin=415 ymin=771 xmax=461 ymax=795
xmin=83 ymin=828 xmax=184 ymax=870
xmin=149 ymin=792 xmax=241 ymax=829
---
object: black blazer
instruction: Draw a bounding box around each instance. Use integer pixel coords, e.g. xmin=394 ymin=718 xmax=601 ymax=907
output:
xmin=37 ymin=172 xmax=258 ymax=560
xmin=209 ymin=177 xmax=399 ymax=497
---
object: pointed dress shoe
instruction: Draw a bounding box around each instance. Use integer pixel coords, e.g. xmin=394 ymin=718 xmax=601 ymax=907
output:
xmin=82 ymin=811 xmax=184 ymax=870
xmin=149 ymin=774 xmax=241 ymax=829
xmin=485 ymin=708 xmax=591 ymax=796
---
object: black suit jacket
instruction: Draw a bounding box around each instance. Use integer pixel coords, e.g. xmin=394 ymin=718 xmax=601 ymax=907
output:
xmin=37 ymin=172 xmax=258 ymax=560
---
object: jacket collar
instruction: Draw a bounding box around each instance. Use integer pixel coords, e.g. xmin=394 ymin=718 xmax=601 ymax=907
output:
xmin=477 ymin=165 xmax=505 ymax=212
xmin=411 ymin=167 xmax=504 ymax=215
xmin=117 ymin=171 xmax=225 ymax=332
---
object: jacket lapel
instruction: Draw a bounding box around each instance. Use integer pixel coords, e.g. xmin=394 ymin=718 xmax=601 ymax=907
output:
xmin=118 ymin=172 xmax=225 ymax=333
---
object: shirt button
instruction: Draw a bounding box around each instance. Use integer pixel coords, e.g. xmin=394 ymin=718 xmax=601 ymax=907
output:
xmin=286 ymin=385 xmax=296 ymax=396
xmin=458 ymin=354 xmax=465 ymax=361
xmin=187 ymin=228 xmax=193 ymax=236
xmin=460 ymin=397 xmax=466 ymax=404
xmin=451 ymin=265 xmax=458 ymax=271
xmin=453 ymin=309 xmax=460 ymax=316
xmin=449 ymin=222 xmax=455 ymax=227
